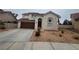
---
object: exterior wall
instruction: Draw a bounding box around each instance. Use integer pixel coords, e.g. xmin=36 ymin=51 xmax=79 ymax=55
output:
xmin=34 ymin=14 xmax=59 ymax=31
xmin=22 ymin=15 xmax=29 ymax=18
xmin=0 ymin=12 xmax=17 ymax=29
xmin=0 ymin=13 xmax=16 ymax=22
xmin=22 ymin=13 xmax=59 ymax=31
xmin=71 ymin=13 xmax=79 ymax=32
xmin=34 ymin=16 xmax=43 ymax=31
xmin=43 ymin=14 xmax=58 ymax=30
xmin=59 ymin=25 xmax=73 ymax=29
xmin=71 ymin=18 xmax=79 ymax=32
xmin=18 ymin=21 xmax=21 ymax=28
xmin=4 ymin=23 xmax=17 ymax=29
xmin=22 ymin=14 xmax=34 ymax=20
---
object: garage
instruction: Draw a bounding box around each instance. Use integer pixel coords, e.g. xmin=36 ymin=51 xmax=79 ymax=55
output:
xmin=21 ymin=20 xmax=35 ymax=29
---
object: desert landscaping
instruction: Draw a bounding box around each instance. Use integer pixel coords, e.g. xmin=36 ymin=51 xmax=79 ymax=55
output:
xmin=30 ymin=29 xmax=79 ymax=44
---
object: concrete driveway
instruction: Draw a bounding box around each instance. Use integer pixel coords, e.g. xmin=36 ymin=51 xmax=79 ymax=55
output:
xmin=0 ymin=29 xmax=34 ymax=50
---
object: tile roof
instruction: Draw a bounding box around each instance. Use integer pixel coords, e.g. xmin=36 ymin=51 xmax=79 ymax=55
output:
xmin=22 ymin=11 xmax=61 ymax=18
xmin=71 ymin=13 xmax=79 ymax=19
xmin=0 ymin=9 xmax=17 ymax=21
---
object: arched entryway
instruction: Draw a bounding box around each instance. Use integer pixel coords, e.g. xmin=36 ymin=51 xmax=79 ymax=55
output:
xmin=38 ymin=18 xmax=42 ymax=29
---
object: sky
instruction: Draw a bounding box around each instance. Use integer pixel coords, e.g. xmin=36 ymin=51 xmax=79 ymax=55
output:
xmin=4 ymin=9 xmax=79 ymax=23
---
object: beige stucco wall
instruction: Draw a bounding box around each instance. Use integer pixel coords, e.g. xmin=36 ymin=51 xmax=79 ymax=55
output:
xmin=4 ymin=23 xmax=17 ymax=29
xmin=18 ymin=21 xmax=21 ymax=28
xmin=22 ymin=13 xmax=59 ymax=31
xmin=22 ymin=14 xmax=34 ymax=20
xmin=0 ymin=12 xmax=17 ymax=29
xmin=43 ymin=14 xmax=58 ymax=31
xmin=72 ymin=18 xmax=79 ymax=32
xmin=34 ymin=16 xmax=43 ymax=31
xmin=59 ymin=25 xmax=73 ymax=29
xmin=0 ymin=13 xmax=16 ymax=22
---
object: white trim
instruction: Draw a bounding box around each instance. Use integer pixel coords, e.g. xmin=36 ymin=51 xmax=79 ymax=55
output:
xmin=18 ymin=21 xmax=21 ymax=28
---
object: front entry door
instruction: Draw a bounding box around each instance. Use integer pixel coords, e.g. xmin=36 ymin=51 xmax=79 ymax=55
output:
xmin=38 ymin=18 xmax=42 ymax=28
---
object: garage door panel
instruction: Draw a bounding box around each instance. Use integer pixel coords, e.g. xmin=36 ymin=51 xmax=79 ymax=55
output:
xmin=21 ymin=22 xmax=35 ymax=29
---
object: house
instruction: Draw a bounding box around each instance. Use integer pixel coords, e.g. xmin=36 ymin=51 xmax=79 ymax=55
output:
xmin=18 ymin=11 xmax=61 ymax=31
xmin=18 ymin=18 xmax=35 ymax=29
xmin=0 ymin=9 xmax=17 ymax=29
xmin=71 ymin=13 xmax=79 ymax=32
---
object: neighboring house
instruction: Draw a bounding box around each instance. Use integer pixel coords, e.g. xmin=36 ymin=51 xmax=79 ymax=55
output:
xmin=71 ymin=13 xmax=79 ymax=32
xmin=0 ymin=9 xmax=17 ymax=29
xmin=19 ymin=11 xmax=61 ymax=31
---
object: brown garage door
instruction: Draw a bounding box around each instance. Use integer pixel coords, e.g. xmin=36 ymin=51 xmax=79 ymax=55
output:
xmin=21 ymin=21 xmax=35 ymax=29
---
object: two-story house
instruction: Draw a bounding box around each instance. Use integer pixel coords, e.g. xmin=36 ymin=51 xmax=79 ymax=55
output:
xmin=19 ymin=11 xmax=61 ymax=31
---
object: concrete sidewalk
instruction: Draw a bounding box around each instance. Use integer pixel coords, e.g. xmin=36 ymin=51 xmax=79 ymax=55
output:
xmin=24 ymin=42 xmax=79 ymax=50
xmin=6 ymin=42 xmax=79 ymax=50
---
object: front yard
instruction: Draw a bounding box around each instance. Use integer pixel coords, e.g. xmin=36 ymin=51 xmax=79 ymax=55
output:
xmin=30 ymin=29 xmax=79 ymax=44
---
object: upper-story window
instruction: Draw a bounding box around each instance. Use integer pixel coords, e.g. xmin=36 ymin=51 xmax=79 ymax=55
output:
xmin=48 ymin=19 xmax=52 ymax=22
xmin=48 ymin=17 xmax=53 ymax=23
xmin=48 ymin=17 xmax=53 ymax=26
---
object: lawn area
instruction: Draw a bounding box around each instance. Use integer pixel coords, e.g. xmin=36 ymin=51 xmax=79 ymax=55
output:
xmin=30 ymin=29 xmax=79 ymax=44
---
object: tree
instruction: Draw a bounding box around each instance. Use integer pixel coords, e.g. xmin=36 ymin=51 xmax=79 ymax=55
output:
xmin=63 ymin=19 xmax=72 ymax=25
xmin=68 ymin=21 xmax=72 ymax=25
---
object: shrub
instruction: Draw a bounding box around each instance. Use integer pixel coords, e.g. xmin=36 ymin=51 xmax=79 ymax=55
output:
xmin=61 ymin=30 xmax=64 ymax=34
xmin=35 ymin=27 xmax=41 ymax=37
xmin=35 ymin=31 xmax=40 ymax=36
xmin=73 ymin=36 xmax=79 ymax=40
xmin=59 ymin=34 xmax=62 ymax=37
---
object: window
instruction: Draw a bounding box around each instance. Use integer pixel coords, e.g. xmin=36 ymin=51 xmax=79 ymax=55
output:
xmin=48 ymin=17 xmax=53 ymax=22
xmin=48 ymin=17 xmax=53 ymax=27
xmin=48 ymin=19 xmax=52 ymax=22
